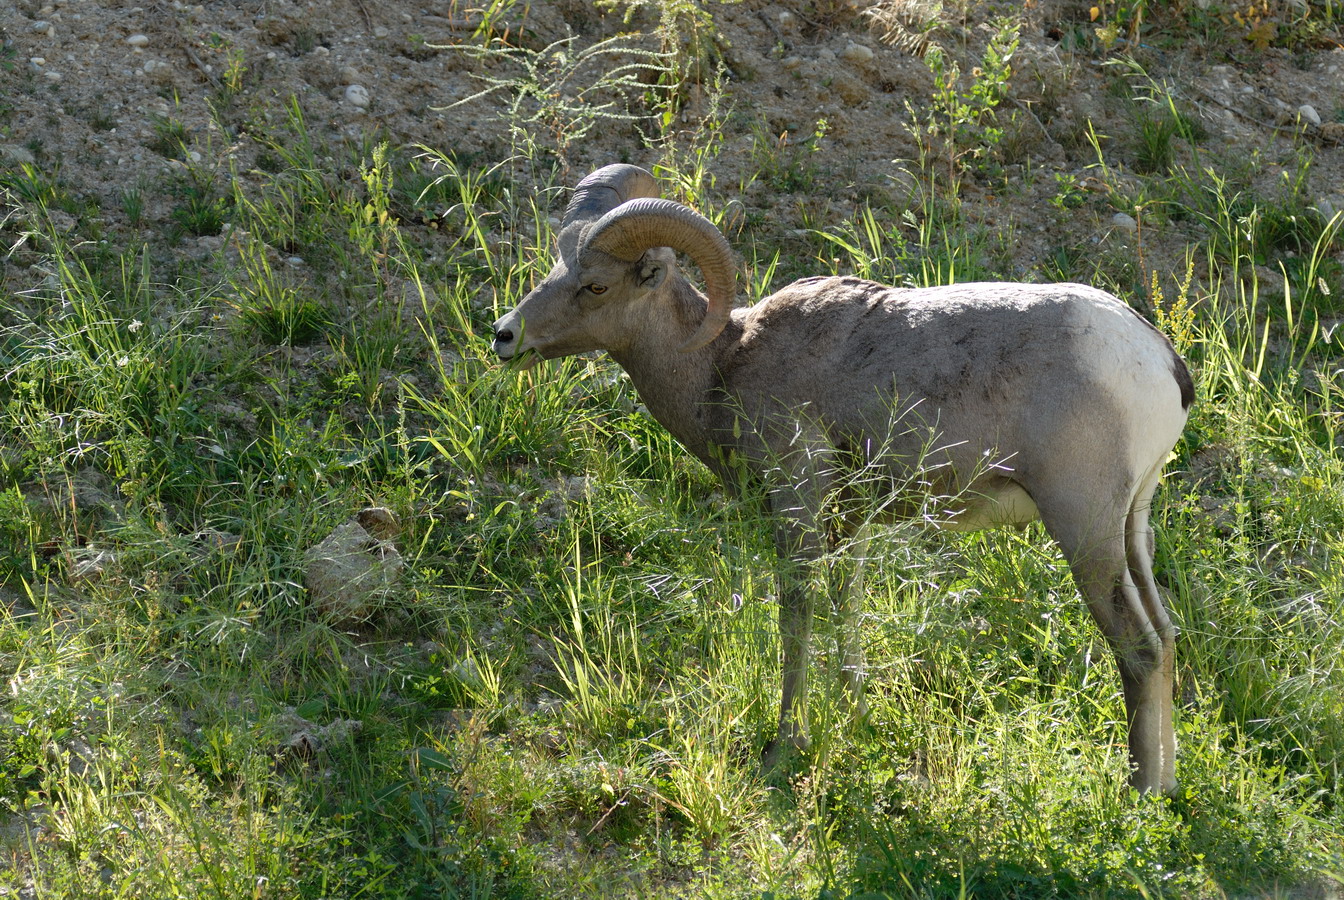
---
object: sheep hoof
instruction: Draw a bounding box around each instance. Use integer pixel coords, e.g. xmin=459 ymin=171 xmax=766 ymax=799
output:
xmin=761 ymin=733 xmax=808 ymax=773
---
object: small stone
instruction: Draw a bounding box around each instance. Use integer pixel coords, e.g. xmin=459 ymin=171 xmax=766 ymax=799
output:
xmin=1253 ymin=265 xmax=1282 ymax=291
xmin=29 ymin=57 xmax=45 ymax=67
xmin=840 ymin=41 xmax=874 ymax=65
xmin=126 ymin=33 xmax=149 ymax=48
xmin=344 ymin=84 xmax=370 ymax=107
xmin=832 ymin=71 xmax=869 ymax=106
xmin=0 ymin=145 xmax=37 ymax=166
xmin=339 ymin=65 xmax=361 ymax=83
xmin=43 ymin=70 xmax=61 ymax=81
xmin=67 ymin=548 xmax=116 ymax=583
xmin=778 ymin=9 xmax=796 ymax=27
xmin=194 ymin=529 xmax=241 ymax=553
xmin=1299 ymin=104 xmax=1322 ymax=126
xmin=1112 ymin=212 xmax=1138 ymax=232
xmin=450 ymin=656 xmax=482 ymax=687
xmin=30 ymin=20 xmax=53 ymax=34
xmin=782 ymin=55 xmax=804 ymax=70
xmin=373 ymin=26 xmax=389 ymax=38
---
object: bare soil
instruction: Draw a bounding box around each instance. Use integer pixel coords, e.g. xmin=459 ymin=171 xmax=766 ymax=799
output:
xmin=2 ymin=0 xmax=1343 ymax=299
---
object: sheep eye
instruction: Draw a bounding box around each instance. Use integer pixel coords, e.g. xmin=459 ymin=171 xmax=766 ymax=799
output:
xmin=586 ymin=284 xmax=607 ymax=295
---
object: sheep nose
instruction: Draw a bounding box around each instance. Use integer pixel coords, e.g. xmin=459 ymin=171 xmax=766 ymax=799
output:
xmin=491 ymin=322 xmax=516 ymax=358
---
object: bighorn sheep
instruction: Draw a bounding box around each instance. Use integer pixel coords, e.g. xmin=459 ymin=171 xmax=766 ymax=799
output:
xmin=491 ymin=165 xmax=1193 ymax=795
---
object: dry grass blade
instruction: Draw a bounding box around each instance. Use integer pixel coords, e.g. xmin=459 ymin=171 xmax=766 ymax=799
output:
xmin=864 ymin=0 xmax=941 ymax=57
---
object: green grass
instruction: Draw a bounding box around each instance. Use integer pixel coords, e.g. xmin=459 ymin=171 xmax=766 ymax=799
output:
xmin=3 ymin=31 xmax=1344 ymax=900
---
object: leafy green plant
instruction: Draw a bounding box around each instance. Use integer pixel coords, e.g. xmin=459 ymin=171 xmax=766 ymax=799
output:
xmin=0 ymin=162 xmax=71 ymax=213
xmin=1049 ymin=171 xmax=1086 ymax=209
xmin=817 ymin=200 xmax=1006 ymax=287
xmin=120 ymin=184 xmax=145 ymax=226
xmin=1089 ymin=0 xmax=1148 ymax=48
xmin=598 ymin=0 xmax=726 ymax=92
xmin=908 ymin=16 xmax=1020 ymax=192
xmin=748 ymin=116 xmax=829 ymax=194
xmin=171 ymin=185 xmax=228 ymax=236
xmin=168 ymin=162 xmax=231 ymax=236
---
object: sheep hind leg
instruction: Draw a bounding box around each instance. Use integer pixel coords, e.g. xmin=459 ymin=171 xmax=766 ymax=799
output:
xmin=1126 ymin=473 xmax=1178 ymax=795
xmin=1038 ymin=491 xmax=1171 ymax=795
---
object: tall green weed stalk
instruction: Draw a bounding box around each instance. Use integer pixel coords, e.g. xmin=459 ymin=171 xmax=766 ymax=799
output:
xmin=908 ymin=17 xmax=1019 ymax=193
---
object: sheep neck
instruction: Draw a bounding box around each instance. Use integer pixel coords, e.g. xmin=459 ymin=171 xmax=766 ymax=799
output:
xmin=607 ymin=279 xmax=735 ymax=470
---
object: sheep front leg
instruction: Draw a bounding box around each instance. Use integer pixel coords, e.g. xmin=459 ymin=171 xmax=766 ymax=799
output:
xmin=763 ymin=570 xmax=814 ymax=769
xmin=762 ymin=493 xmax=824 ymax=769
xmin=758 ymin=434 xmax=833 ymax=770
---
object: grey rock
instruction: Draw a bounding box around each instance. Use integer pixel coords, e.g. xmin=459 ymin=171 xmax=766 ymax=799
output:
xmin=344 ymin=83 xmax=370 ymax=108
xmin=304 ymin=517 xmax=403 ymax=623
xmin=840 ymin=41 xmax=874 ymax=65
xmin=66 ymin=548 xmax=116 ymax=583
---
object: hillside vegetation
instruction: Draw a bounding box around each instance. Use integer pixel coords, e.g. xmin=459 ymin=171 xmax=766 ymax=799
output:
xmin=2 ymin=0 xmax=1344 ymax=896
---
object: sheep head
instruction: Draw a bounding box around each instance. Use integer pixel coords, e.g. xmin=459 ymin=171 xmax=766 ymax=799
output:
xmin=491 ymin=165 xmax=737 ymax=367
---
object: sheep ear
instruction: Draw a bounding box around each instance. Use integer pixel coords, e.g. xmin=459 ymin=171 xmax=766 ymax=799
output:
xmin=637 ymin=253 xmax=668 ymax=292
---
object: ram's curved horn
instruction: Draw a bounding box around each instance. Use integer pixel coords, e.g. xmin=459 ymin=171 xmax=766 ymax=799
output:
xmin=558 ymin=165 xmax=661 ymax=259
xmin=581 ymin=197 xmax=736 ymax=353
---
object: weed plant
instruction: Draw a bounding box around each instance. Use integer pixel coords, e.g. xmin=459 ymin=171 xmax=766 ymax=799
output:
xmin=436 ymin=33 xmax=674 ymax=174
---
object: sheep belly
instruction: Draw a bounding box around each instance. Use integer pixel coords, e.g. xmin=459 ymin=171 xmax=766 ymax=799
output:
xmin=936 ymin=480 xmax=1040 ymax=532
